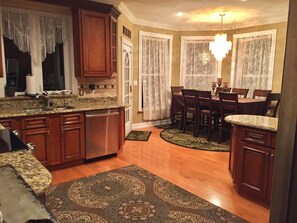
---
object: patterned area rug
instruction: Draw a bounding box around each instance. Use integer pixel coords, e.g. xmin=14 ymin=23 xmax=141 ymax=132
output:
xmin=159 ymin=126 xmax=230 ymax=152
xmin=126 ymin=130 xmax=152 ymax=141
xmin=46 ymin=165 xmax=248 ymax=223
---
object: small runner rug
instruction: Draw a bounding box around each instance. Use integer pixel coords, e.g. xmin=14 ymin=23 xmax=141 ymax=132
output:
xmin=160 ymin=127 xmax=230 ymax=152
xmin=126 ymin=130 xmax=152 ymax=141
xmin=46 ymin=165 xmax=248 ymax=223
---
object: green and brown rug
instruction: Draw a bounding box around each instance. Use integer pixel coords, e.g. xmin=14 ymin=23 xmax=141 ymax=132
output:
xmin=46 ymin=165 xmax=248 ymax=223
xmin=160 ymin=127 xmax=230 ymax=152
xmin=126 ymin=130 xmax=152 ymax=141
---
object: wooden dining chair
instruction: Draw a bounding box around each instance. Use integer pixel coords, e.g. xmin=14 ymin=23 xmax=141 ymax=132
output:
xmin=252 ymin=89 xmax=272 ymax=99
xmin=195 ymin=90 xmax=220 ymax=141
xmin=262 ymin=93 xmax=281 ymax=117
xmin=181 ymin=89 xmax=198 ymax=136
xmin=218 ymin=92 xmax=239 ymax=144
xmin=231 ymin=88 xmax=249 ymax=98
xmin=170 ymin=86 xmax=184 ymax=125
xmin=215 ymin=87 xmax=231 ymax=96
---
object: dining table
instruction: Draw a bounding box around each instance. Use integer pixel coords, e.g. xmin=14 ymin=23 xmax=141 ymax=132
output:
xmin=170 ymin=94 xmax=266 ymax=123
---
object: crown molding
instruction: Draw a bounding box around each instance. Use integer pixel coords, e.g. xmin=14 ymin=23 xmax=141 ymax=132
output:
xmin=118 ymin=1 xmax=287 ymax=32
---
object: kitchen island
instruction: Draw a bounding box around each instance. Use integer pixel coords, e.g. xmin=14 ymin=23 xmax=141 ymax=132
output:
xmin=225 ymin=115 xmax=278 ymax=207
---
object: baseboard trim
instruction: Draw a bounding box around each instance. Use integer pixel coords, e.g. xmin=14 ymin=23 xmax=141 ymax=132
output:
xmin=132 ymin=119 xmax=171 ymax=129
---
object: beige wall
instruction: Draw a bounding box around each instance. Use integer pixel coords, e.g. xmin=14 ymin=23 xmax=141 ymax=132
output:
xmin=116 ymin=15 xmax=287 ymax=124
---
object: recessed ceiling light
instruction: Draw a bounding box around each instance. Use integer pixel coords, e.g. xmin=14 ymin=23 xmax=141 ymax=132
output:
xmin=240 ymin=0 xmax=248 ymax=2
xmin=176 ymin=11 xmax=184 ymax=17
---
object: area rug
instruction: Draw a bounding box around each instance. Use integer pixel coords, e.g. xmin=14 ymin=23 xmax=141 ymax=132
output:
xmin=46 ymin=165 xmax=248 ymax=223
xmin=126 ymin=130 xmax=152 ymax=141
xmin=160 ymin=128 xmax=230 ymax=152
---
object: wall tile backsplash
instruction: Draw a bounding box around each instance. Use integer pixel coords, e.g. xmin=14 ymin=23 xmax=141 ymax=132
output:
xmin=76 ymin=77 xmax=117 ymax=97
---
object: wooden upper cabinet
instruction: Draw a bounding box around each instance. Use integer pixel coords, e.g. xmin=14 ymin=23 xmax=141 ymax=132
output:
xmin=73 ymin=9 xmax=118 ymax=77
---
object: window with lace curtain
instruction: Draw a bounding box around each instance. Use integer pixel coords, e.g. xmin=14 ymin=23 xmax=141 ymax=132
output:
xmin=230 ymin=30 xmax=277 ymax=97
xmin=180 ymin=36 xmax=221 ymax=90
xmin=1 ymin=6 xmax=73 ymax=93
xmin=139 ymin=31 xmax=173 ymax=121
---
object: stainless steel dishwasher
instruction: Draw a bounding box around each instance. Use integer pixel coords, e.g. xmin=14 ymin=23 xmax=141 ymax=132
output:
xmin=85 ymin=109 xmax=119 ymax=159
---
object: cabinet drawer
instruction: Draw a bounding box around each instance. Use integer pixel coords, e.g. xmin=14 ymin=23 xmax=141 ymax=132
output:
xmin=60 ymin=113 xmax=84 ymax=126
xmin=22 ymin=116 xmax=49 ymax=130
xmin=241 ymin=128 xmax=272 ymax=147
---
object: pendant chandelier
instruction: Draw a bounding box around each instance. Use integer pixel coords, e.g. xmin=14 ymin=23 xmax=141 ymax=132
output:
xmin=209 ymin=13 xmax=232 ymax=61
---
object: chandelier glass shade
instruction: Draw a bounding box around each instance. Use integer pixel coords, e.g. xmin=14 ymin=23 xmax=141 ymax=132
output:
xmin=209 ymin=14 xmax=232 ymax=61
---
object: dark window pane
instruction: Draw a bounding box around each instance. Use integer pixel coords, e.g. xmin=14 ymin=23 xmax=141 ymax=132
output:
xmin=42 ymin=43 xmax=65 ymax=90
xmin=4 ymin=37 xmax=32 ymax=91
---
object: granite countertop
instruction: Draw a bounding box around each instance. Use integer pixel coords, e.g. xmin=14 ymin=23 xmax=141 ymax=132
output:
xmin=225 ymin=115 xmax=278 ymax=132
xmin=0 ymin=97 xmax=124 ymax=118
xmin=0 ymin=150 xmax=52 ymax=195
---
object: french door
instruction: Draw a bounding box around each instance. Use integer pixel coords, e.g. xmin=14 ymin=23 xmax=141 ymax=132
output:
xmin=122 ymin=38 xmax=133 ymax=136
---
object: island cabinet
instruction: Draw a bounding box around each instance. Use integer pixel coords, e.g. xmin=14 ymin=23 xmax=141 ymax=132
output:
xmin=72 ymin=8 xmax=119 ymax=77
xmin=230 ymin=125 xmax=276 ymax=206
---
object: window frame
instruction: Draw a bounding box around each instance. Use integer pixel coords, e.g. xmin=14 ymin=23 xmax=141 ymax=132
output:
xmin=138 ymin=31 xmax=173 ymax=112
xmin=180 ymin=36 xmax=222 ymax=89
xmin=230 ymin=29 xmax=277 ymax=90
xmin=0 ymin=9 xmax=75 ymax=97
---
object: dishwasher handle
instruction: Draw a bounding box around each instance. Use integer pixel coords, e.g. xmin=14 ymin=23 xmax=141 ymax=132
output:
xmin=86 ymin=112 xmax=119 ymax=118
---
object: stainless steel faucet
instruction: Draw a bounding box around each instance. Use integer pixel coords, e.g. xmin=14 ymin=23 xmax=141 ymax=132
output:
xmin=36 ymin=93 xmax=52 ymax=109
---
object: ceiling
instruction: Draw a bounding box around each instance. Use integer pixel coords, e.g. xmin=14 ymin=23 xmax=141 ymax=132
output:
xmin=94 ymin=0 xmax=289 ymax=31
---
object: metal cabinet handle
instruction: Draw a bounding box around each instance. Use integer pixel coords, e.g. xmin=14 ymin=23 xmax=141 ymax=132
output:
xmin=271 ymin=153 xmax=274 ymax=157
xmin=27 ymin=142 xmax=36 ymax=154
xmin=12 ymin=130 xmax=21 ymax=137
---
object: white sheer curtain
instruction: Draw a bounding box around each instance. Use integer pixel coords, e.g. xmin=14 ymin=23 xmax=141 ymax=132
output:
xmin=180 ymin=37 xmax=219 ymax=90
xmin=39 ymin=15 xmax=63 ymax=61
xmin=2 ymin=7 xmax=31 ymax=53
xmin=140 ymin=33 xmax=171 ymax=120
xmin=231 ymin=30 xmax=276 ymax=97
xmin=2 ymin=7 xmax=65 ymax=61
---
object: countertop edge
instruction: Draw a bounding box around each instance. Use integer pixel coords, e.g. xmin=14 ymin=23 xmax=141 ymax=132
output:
xmin=225 ymin=115 xmax=278 ymax=132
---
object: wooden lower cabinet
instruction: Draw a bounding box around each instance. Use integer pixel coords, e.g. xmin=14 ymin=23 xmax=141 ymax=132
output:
xmin=230 ymin=126 xmax=276 ymax=206
xmin=20 ymin=113 xmax=85 ymax=169
xmin=22 ymin=128 xmax=50 ymax=166
xmin=0 ymin=118 xmax=21 ymax=132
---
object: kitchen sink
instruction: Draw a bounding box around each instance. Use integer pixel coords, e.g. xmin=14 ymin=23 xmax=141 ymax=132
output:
xmin=24 ymin=106 xmax=75 ymax=113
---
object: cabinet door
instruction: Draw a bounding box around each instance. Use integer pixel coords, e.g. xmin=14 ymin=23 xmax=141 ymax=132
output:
xmin=0 ymin=39 xmax=3 ymax=77
xmin=236 ymin=142 xmax=270 ymax=203
xmin=61 ymin=124 xmax=85 ymax=162
xmin=81 ymin=10 xmax=111 ymax=76
xmin=22 ymin=128 xmax=50 ymax=167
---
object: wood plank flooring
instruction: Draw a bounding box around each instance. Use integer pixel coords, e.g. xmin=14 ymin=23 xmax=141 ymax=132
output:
xmin=50 ymin=126 xmax=269 ymax=223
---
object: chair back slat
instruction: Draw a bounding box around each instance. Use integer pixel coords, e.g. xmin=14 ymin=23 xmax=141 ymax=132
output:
xmin=182 ymin=89 xmax=197 ymax=109
xmin=263 ymin=93 xmax=281 ymax=117
xmin=231 ymin=88 xmax=249 ymax=98
xmin=252 ymin=89 xmax=272 ymax=99
xmin=219 ymin=92 xmax=239 ymax=114
xmin=197 ymin=90 xmax=212 ymax=110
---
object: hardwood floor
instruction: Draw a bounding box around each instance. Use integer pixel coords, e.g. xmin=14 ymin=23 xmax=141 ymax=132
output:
xmin=50 ymin=126 xmax=269 ymax=223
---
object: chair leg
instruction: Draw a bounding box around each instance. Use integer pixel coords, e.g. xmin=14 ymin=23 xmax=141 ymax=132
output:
xmin=207 ymin=116 xmax=211 ymax=141
xmin=182 ymin=112 xmax=187 ymax=133
xmin=195 ymin=114 xmax=201 ymax=137
xmin=218 ymin=119 xmax=224 ymax=144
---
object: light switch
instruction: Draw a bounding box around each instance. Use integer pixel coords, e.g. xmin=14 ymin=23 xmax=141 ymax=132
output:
xmin=133 ymin=81 xmax=138 ymax=86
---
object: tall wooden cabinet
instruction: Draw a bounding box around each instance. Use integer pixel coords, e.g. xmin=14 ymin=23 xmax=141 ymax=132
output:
xmin=230 ymin=125 xmax=276 ymax=206
xmin=73 ymin=8 xmax=120 ymax=77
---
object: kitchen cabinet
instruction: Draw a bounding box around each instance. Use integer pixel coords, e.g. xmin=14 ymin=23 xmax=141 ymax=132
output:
xmin=73 ymin=8 xmax=119 ymax=77
xmin=60 ymin=113 xmax=85 ymax=163
xmin=230 ymin=125 xmax=276 ymax=206
xmin=0 ymin=40 xmax=3 ymax=77
xmin=19 ymin=113 xmax=85 ymax=169
xmin=21 ymin=116 xmax=51 ymax=166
